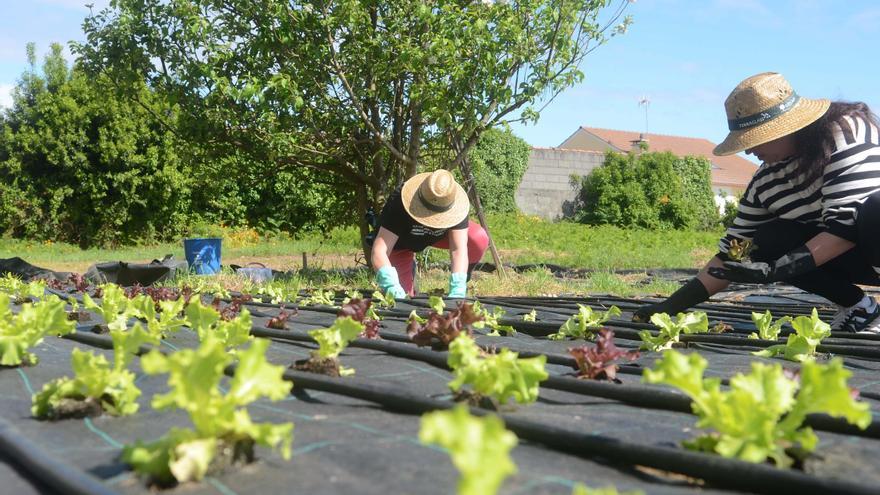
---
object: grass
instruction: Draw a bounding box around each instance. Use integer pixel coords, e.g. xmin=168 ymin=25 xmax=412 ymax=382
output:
xmin=1 ymin=214 xmax=722 ymax=297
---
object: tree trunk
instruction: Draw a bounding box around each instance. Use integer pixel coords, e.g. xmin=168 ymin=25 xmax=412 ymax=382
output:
xmin=356 ymin=184 xmax=373 ymax=269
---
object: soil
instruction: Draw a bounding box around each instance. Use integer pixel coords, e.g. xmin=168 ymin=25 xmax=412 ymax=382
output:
xmin=90 ymin=324 xmax=110 ymax=334
xmin=67 ymin=311 xmax=91 ymax=322
xmin=43 ymin=396 xmax=105 ymax=420
xmin=292 ymin=357 xmax=342 ymax=377
xmin=207 ymin=438 xmax=256 ymax=476
xmin=452 ymin=390 xmax=499 ymax=410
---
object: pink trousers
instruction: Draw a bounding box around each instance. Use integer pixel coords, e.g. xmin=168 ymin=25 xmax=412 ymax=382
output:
xmin=388 ymin=220 xmax=489 ymax=295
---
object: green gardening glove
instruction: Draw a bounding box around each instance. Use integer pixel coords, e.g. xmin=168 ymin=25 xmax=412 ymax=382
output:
xmin=376 ymin=265 xmax=407 ymax=299
xmin=448 ymin=272 xmax=467 ymax=299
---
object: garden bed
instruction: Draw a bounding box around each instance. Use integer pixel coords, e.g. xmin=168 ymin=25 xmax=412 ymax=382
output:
xmin=1 ymin=281 xmax=879 ymax=494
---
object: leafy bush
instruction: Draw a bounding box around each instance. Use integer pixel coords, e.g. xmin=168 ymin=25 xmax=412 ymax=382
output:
xmin=0 ymin=45 xmax=354 ymax=247
xmin=468 ymin=128 xmax=531 ymax=213
xmin=571 ymin=151 xmax=718 ymax=230
xmin=0 ymin=44 xmax=195 ymax=247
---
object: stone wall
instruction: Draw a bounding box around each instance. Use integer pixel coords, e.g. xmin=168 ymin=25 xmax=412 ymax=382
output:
xmin=514 ymin=147 xmax=605 ymax=220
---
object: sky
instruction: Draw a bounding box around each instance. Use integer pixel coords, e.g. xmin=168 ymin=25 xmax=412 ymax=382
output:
xmin=1 ymin=0 xmax=879 ymax=165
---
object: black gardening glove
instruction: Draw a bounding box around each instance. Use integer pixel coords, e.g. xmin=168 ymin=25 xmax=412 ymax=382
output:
xmin=708 ymin=245 xmax=816 ymax=284
xmin=632 ymin=277 xmax=710 ymax=323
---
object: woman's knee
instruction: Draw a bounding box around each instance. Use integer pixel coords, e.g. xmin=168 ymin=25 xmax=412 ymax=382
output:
xmin=467 ymin=221 xmax=489 ymax=261
xmin=858 ymin=191 xmax=880 ymax=232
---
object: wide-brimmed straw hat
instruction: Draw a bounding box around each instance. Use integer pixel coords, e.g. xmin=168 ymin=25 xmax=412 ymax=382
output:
xmin=400 ymin=170 xmax=470 ymax=229
xmin=713 ymin=72 xmax=830 ymax=156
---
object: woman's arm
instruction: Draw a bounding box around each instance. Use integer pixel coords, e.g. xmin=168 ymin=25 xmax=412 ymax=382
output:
xmin=448 ymin=228 xmax=469 ymax=274
xmin=806 ymin=232 xmax=855 ymax=266
xmin=371 ymin=227 xmax=399 ymax=270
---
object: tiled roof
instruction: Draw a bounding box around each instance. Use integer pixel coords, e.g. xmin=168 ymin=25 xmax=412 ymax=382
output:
xmin=566 ymin=127 xmax=757 ymax=189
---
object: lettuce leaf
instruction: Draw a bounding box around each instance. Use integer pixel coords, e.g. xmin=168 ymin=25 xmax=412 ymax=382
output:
xmin=643 ymin=350 xmax=870 ymax=467
xmin=447 ymin=334 xmax=548 ymax=405
xmin=419 ymin=405 xmax=517 ymax=495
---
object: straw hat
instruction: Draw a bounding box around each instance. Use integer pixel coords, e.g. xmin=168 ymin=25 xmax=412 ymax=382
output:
xmin=713 ymin=72 xmax=830 ymax=156
xmin=400 ymin=170 xmax=470 ymax=229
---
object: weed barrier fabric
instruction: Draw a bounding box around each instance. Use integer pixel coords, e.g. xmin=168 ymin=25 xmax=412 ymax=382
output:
xmin=2 ymin=284 xmax=880 ymax=494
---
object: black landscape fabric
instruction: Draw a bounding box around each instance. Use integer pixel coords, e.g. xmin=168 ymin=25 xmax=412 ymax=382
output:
xmin=2 ymin=282 xmax=880 ymax=495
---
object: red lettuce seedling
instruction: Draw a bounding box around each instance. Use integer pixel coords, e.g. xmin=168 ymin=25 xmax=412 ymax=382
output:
xmin=212 ymin=294 xmax=253 ymax=321
xmin=69 ymin=274 xmax=90 ymax=293
xmin=43 ymin=278 xmax=64 ymax=291
xmin=338 ymin=298 xmax=380 ymax=339
xmin=407 ymin=302 xmax=483 ymax=349
xmin=267 ymin=307 xmax=298 ymax=330
xmin=569 ymin=329 xmax=639 ymax=382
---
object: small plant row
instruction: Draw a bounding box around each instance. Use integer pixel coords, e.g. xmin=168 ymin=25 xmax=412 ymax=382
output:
xmin=23 ymin=282 xmax=291 ymax=486
xmin=32 ymin=291 xmax=257 ymax=421
xmin=0 ymin=292 xmax=76 ymax=366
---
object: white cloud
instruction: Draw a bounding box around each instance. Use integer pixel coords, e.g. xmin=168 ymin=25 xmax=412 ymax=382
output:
xmin=0 ymin=84 xmax=14 ymax=109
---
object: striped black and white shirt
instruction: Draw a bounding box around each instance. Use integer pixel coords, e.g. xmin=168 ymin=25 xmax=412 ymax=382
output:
xmin=719 ymin=115 xmax=880 ymax=255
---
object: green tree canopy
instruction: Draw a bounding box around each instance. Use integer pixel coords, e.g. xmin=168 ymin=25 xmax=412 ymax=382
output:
xmin=469 ymin=128 xmax=531 ymax=213
xmin=77 ymin=0 xmax=632 ymax=246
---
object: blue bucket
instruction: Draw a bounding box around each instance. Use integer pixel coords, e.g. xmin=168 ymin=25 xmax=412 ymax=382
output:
xmin=183 ymin=238 xmax=222 ymax=275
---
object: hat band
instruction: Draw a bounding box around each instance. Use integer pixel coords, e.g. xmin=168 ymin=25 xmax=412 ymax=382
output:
xmin=727 ymin=93 xmax=800 ymax=131
xmin=417 ymin=188 xmax=454 ymax=213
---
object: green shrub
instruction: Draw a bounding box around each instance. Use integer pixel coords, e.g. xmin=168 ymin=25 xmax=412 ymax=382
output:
xmin=719 ymin=194 xmax=740 ymax=229
xmin=0 ymin=44 xmax=194 ymax=247
xmin=0 ymin=44 xmax=351 ymax=247
xmin=571 ymin=151 xmax=718 ymax=230
xmin=469 ymin=129 xmax=530 ymax=213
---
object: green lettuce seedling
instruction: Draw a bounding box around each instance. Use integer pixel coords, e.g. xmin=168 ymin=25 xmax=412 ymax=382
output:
xmin=123 ymin=338 xmax=293 ymax=484
xmin=754 ymin=308 xmax=829 ymax=362
xmin=428 ymin=295 xmax=446 ymax=314
xmin=257 ymin=281 xmax=299 ymax=305
xmin=447 ymin=334 xmax=548 ymax=405
xmin=0 ymin=274 xmax=47 ymax=302
xmin=638 ymin=311 xmax=708 ymax=351
xmin=371 ymin=290 xmax=396 ymax=309
xmin=522 ymin=309 xmax=537 ymax=322
xmin=301 ymin=316 xmax=364 ymax=376
xmin=471 ymin=301 xmax=516 ymax=336
xmin=643 ymin=350 xmax=870 ymax=467
xmin=130 ymin=296 xmax=188 ymax=337
xmin=32 ymin=324 xmax=158 ymax=418
xmin=299 ymin=289 xmax=336 ymax=307
xmin=419 ymin=405 xmax=517 ymax=495
xmin=748 ymin=310 xmax=791 ymax=340
xmin=0 ymin=293 xmax=75 ymax=366
xmin=184 ymin=300 xmax=252 ymax=349
xmin=83 ymin=284 xmax=135 ymax=332
xmin=549 ymin=305 xmax=621 ymax=340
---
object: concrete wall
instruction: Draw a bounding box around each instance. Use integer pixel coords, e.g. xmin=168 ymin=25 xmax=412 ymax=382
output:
xmin=515 ymin=148 xmax=605 ymax=220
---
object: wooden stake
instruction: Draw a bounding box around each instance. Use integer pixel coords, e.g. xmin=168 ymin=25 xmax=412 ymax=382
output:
xmin=459 ymin=158 xmax=506 ymax=278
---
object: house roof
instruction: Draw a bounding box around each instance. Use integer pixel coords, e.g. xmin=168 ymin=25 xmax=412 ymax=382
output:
xmin=564 ymin=127 xmax=757 ymax=189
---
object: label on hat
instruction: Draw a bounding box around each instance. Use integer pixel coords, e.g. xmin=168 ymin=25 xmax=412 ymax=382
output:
xmin=728 ymin=93 xmax=800 ymax=131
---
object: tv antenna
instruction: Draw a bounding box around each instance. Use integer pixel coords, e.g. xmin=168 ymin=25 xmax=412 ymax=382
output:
xmin=638 ymin=95 xmax=650 ymax=136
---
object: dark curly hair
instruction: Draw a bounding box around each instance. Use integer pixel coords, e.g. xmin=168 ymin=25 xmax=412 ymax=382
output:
xmin=791 ymin=101 xmax=879 ymax=184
